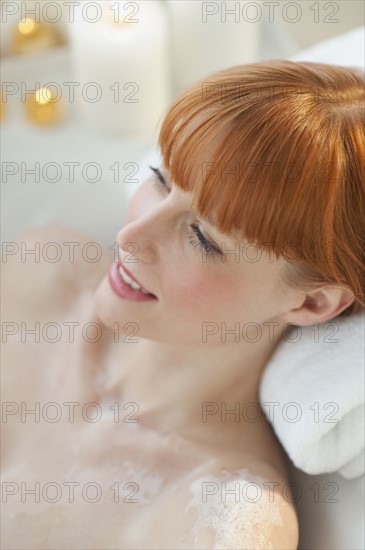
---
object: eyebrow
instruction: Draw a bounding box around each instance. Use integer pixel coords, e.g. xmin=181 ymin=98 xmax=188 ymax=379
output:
xmin=159 ymin=166 xmax=217 ymax=226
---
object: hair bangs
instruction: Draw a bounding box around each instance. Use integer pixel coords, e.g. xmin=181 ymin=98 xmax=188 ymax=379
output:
xmin=157 ymin=60 xmax=365 ymax=312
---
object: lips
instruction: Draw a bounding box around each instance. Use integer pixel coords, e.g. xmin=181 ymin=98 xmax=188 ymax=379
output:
xmin=119 ymin=260 xmax=154 ymax=295
xmin=108 ymin=260 xmax=157 ymax=302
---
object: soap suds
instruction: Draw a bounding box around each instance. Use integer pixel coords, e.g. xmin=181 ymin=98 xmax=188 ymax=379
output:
xmin=185 ymin=469 xmax=283 ymax=549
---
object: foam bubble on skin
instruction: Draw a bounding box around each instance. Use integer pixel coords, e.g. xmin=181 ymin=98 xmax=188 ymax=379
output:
xmin=185 ymin=468 xmax=283 ymax=549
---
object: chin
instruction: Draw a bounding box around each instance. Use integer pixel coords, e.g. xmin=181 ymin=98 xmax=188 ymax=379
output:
xmin=91 ymin=276 xmax=155 ymax=341
xmin=92 ymin=277 xmax=192 ymax=345
xmin=92 ymin=276 xmax=120 ymax=329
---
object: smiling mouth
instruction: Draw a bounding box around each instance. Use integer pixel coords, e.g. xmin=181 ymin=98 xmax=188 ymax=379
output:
xmin=118 ymin=262 xmax=156 ymax=297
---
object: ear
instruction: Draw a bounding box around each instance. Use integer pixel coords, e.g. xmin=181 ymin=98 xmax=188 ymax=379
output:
xmin=279 ymin=286 xmax=355 ymax=326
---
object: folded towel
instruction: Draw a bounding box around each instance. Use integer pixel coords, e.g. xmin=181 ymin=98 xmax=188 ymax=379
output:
xmin=259 ymin=312 xmax=365 ymax=479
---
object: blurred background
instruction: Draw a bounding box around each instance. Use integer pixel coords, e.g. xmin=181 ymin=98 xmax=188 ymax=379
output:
xmin=1 ymin=0 xmax=364 ymax=245
xmin=1 ymin=2 xmax=364 ymax=549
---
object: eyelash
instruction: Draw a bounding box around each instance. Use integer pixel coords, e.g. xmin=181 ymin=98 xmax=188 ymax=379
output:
xmin=149 ymin=165 xmax=221 ymax=257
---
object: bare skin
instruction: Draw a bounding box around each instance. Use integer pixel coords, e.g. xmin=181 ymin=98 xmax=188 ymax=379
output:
xmin=2 ymin=220 xmax=298 ymax=549
xmin=1 ymin=222 xmax=300 ymax=549
xmin=1 ymin=155 xmax=354 ymax=549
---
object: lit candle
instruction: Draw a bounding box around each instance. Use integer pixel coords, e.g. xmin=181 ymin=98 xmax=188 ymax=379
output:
xmin=25 ymin=86 xmax=64 ymax=126
xmin=1 ymin=1 xmax=65 ymax=57
xmin=167 ymin=0 xmax=261 ymax=95
xmin=12 ymin=17 xmax=63 ymax=55
xmin=69 ymin=1 xmax=170 ymax=142
xmin=1 ymin=1 xmax=31 ymax=56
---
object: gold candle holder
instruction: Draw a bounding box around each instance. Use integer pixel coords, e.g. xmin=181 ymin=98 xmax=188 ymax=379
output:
xmin=12 ymin=17 xmax=64 ymax=55
xmin=25 ymin=87 xmax=63 ymax=126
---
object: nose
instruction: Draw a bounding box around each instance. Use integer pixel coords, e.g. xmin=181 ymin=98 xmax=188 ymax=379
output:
xmin=117 ymin=197 xmax=178 ymax=264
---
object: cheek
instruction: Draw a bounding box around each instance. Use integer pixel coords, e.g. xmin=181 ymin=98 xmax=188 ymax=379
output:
xmin=164 ymin=258 xmax=279 ymax=324
xmin=163 ymin=261 xmax=235 ymax=313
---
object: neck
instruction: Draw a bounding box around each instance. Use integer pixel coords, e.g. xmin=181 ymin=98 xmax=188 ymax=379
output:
xmin=100 ymin=319 xmax=287 ymax=439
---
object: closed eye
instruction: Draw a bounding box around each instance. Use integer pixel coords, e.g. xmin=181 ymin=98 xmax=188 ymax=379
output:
xmin=148 ymin=165 xmax=223 ymax=258
xmin=149 ymin=165 xmax=169 ymax=189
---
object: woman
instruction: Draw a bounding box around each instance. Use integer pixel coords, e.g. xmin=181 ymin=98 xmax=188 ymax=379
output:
xmin=2 ymin=60 xmax=364 ymax=549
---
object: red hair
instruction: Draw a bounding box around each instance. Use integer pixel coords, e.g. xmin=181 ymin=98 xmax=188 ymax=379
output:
xmin=157 ymin=60 xmax=365 ymax=317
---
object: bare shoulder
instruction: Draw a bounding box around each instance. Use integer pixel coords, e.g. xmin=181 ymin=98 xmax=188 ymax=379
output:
xmin=183 ymin=463 xmax=299 ymax=549
xmin=245 ymin=463 xmax=299 ymax=550
xmin=180 ymin=398 xmax=299 ymax=547
xmin=1 ymin=223 xmax=113 ymax=319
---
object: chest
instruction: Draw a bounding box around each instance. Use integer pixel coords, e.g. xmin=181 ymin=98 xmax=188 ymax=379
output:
xmin=2 ymin=326 xmax=219 ymax=549
xmin=3 ymin=397 xmax=223 ymax=549
xmin=1 ymin=293 xmax=275 ymax=548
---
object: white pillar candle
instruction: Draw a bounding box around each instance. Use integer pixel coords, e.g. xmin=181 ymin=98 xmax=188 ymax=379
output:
xmin=167 ymin=0 xmax=261 ymax=95
xmin=69 ymin=0 xmax=170 ymax=142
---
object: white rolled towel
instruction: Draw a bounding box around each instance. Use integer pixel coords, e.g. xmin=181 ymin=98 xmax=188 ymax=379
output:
xmin=259 ymin=312 xmax=365 ymax=479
